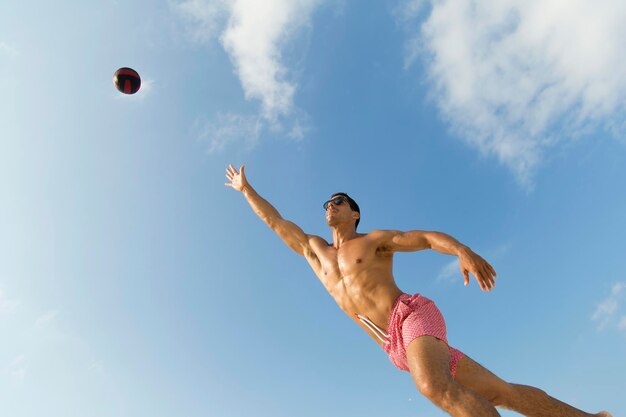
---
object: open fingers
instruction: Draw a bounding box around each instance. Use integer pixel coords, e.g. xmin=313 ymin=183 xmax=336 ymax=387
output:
xmin=486 ymin=262 xmax=497 ymax=287
xmin=227 ymin=164 xmax=238 ymax=176
xmin=479 ymin=268 xmax=492 ymax=292
xmin=226 ymin=164 xmax=241 ymax=181
xmin=475 ymin=271 xmax=486 ymax=291
xmin=481 ymin=265 xmax=494 ymax=291
xmin=470 ymin=267 xmax=491 ymax=292
xmin=461 ymin=255 xmax=497 ymax=292
xmin=480 ymin=264 xmax=496 ymax=291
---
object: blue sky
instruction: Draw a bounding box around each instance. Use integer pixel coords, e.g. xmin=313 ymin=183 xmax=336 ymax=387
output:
xmin=1 ymin=1 xmax=625 ymax=416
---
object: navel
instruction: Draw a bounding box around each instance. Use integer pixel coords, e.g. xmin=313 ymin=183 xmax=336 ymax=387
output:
xmin=356 ymin=258 xmax=362 ymax=264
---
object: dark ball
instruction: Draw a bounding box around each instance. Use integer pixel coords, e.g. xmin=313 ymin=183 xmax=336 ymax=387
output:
xmin=113 ymin=67 xmax=141 ymax=95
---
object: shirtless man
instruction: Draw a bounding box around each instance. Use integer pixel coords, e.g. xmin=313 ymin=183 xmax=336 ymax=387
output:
xmin=225 ymin=164 xmax=611 ymax=417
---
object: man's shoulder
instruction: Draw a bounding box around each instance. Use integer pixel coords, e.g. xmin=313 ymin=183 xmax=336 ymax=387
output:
xmin=307 ymin=234 xmax=330 ymax=246
xmin=361 ymin=230 xmax=401 ymax=256
xmin=366 ymin=229 xmax=401 ymax=240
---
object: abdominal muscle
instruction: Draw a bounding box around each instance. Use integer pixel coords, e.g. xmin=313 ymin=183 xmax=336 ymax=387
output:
xmin=324 ymin=268 xmax=405 ymax=348
xmin=309 ymin=234 xmax=406 ymax=348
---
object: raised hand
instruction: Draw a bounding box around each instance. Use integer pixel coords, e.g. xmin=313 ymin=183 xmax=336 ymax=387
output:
xmin=225 ymin=164 xmax=248 ymax=192
xmin=458 ymin=248 xmax=497 ymax=292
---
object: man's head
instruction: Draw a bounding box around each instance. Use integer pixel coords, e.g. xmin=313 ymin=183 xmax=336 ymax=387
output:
xmin=323 ymin=192 xmax=360 ymax=230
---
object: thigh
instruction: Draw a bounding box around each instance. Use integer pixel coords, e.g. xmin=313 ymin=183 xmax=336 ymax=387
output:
xmin=406 ymin=335 xmax=453 ymax=388
xmin=454 ymin=354 xmax=513 ymax=405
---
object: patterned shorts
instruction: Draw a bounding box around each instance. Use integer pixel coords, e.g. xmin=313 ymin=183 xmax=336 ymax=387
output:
xmin=383 ymin=293 xmax=465 ymax=377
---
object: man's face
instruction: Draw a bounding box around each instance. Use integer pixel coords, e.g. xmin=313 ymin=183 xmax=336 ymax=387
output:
xmin=324 ymin=196 xmax=356 ymax=226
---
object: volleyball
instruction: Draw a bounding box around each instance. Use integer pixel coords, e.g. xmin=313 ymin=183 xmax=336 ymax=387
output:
xmin=113 ymin=67 xmax=141 ymax=95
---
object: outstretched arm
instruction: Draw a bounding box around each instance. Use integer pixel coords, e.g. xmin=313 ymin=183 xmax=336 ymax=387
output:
xmin=225 ymin=164 xmax=315 ymax=257
xmin=378 ymin=230 xmax=497 ymax=292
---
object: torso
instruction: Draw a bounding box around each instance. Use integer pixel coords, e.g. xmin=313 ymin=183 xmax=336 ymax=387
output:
xmin=304 ymin=232 xmax=404 ymax=347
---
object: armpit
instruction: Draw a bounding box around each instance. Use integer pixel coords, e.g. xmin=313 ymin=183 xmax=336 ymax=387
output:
xmin=370 ymin=230 xmax=397 ymax=256
xmin=376 ymin=244 xmax=394 ymax=256
xmin=303 ymin=248 xmax=322 ymax=269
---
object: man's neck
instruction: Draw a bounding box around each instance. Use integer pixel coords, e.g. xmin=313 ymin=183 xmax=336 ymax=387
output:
xmin=331 ymin=225 xmax=359 ymax=249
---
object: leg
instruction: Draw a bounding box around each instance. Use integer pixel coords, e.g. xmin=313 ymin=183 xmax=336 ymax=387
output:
xmin=454 ymin=355 xmax=612 ymax=417
xmin=406 ymin=336 xmax=500 ymax=417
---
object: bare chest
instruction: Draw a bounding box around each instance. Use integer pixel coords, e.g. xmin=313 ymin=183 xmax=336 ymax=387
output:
xmin=314 ymin=238 xmax=390 ymax=290
xmin=316 ymin=238 xmax=370 ymax=270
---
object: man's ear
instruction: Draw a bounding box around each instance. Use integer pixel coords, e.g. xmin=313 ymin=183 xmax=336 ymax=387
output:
xmin=353 ymin=212 xmax=360 ymax=221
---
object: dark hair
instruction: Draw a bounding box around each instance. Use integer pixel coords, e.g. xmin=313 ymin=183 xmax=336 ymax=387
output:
xmin=331 ymin=192 xmax=360 ymax=229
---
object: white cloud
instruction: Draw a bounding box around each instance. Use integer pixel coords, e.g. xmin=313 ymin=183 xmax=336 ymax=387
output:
xmin=0 ymin=289 xmax=20 ymax=316
xmin=437 ymin=258 xmax=460 ymax=283
xmin=175 ymin=0 xmax=320 ymax=150
xmin=287 ymin=116 xmax=309 ymax=140
xmin=220 ymin=0 xmax=319 ymax=122
xmin=195 ymin=112 xmax=262 ymax=154
xmin=592 ymin=282 xmax=626 ymax=331
xmin=174 ymin=0 xmax=229 ymax=43
xmin=399 ymin=0 xmax=626 ymax=186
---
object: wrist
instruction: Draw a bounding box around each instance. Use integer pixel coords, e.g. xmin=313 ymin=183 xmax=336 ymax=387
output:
xmin=241 ymin=184 xmax=250 ymax=194
xmin=455 ymin=244 xmax=470 ymax=257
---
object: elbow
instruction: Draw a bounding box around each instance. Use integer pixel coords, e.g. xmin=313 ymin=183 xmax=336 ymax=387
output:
xmin=265 ymin=216 xmax=279 ymax=230
xmin=257 ymin=211 xmax=277 ymax=227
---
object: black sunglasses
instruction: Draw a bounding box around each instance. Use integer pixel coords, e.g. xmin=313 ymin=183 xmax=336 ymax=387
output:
xmin=323 ymin=196 xmax=348 ymax=210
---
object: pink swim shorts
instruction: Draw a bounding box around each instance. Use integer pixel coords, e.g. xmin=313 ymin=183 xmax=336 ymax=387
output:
xmin=383 ymin=293 xmax=464 ymax=377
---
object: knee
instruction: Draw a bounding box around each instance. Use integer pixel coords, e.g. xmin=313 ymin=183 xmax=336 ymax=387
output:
xmin=485 ymin=383 xmax=514 ymax=407
xmin=415 ymin=377 xmax=456 ymax=408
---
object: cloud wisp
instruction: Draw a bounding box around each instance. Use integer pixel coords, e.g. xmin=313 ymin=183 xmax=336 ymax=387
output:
xmin=175 ymin=0 xmax=229 ymax=43
xmin=398 ymin=0 xmax=626 ymax=186
xmin=175 ymin=0 xmax=320 ymax=152
xmin=437 ymin=258 xmax=460 ymax=283
xmin=591 ymin=282 xmax=626 ymax=331
xmin=194 ymin=112 xmax=262 ymax=154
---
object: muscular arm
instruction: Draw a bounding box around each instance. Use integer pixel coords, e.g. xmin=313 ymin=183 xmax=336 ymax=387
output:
xmin=389 ymin=230 xmax=467 ymax=255
xmin=377 ymin=229 xmax=498 ymax=292
xmin=225 ymin=164 xmax=317 ymax=257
